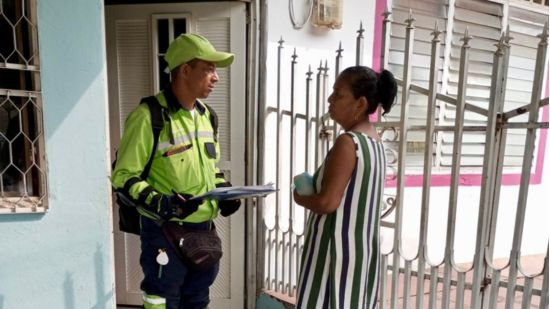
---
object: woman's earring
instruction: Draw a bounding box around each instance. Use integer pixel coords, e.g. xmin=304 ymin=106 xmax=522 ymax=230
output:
xmin=354 ymin=114 xmax=358 ymax=121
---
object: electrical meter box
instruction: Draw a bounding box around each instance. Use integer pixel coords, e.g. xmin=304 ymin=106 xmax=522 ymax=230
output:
xmin=311 ymin=0 xmax=343 ymax=29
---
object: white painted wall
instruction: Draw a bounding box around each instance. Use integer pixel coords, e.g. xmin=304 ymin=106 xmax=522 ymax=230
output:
xmin=264 ymin=0 xmax=377 ymax=116
xmin=262 ymin=0 xmax=380 ymax=239
xmin=266 ymin=0 xmax=376 ymax=59
xmin=263 ymin=0 xmax=548 ymax=268
xmin=382 ymin=141 xmax=549 ymax=265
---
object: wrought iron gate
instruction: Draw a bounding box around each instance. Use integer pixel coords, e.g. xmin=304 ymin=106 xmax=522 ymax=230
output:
xmin=256 ymin=10 xmax=549 ymax=309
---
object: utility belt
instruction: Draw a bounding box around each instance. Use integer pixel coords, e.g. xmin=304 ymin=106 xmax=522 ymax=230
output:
xmin=159 ymin=218 xmax=222 ymax=270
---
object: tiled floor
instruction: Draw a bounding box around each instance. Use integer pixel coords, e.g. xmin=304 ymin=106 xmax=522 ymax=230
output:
xmin=116 ymin=256 xmax=545 ymax=308
xmin=263 ymin=254 xmax=546 ymax=308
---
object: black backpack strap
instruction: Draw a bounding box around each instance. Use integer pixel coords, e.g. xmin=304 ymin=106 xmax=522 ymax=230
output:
xmin=203 ymin=103 xmax=219 ymax=142
xmin=140 ymin=95 xmax=165 ymax=180
xmin=114 ymin=96 xmax=166 ymax=235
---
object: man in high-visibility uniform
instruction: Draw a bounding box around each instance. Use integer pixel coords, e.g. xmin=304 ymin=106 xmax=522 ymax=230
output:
xmin=112 ymin=33 xmax=241 ymax=309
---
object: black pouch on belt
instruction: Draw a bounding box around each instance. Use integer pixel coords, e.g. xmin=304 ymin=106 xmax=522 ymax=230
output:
xmin=161 ymin=221 xmax=222 ymax=270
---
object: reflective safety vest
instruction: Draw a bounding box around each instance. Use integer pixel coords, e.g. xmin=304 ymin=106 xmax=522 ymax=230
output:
xmin=112 ymin=88 xmax=226 ymax=223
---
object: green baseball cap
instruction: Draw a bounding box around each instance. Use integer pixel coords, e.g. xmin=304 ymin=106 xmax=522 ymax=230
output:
xmin=164 ymin=33 xmax=234 ymax=71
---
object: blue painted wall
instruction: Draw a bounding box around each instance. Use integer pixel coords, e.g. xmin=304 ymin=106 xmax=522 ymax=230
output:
xmin=0 ymin=1 xmax=115 ymax=308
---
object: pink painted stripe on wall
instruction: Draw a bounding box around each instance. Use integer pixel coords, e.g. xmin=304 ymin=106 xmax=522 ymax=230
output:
xmin=372 ymin=0 xmax=386 ymax=72
xmin=372 ymin=0 xmax=549 ymax=187
xmin=369 ymin=0 xmax=386 ymax=122
xmin=533 ymin=76 xmax=549 ymax=184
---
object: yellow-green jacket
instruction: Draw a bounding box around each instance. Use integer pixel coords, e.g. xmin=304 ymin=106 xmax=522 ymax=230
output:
xmin=112 ymin=87 xmax=225 ymax=223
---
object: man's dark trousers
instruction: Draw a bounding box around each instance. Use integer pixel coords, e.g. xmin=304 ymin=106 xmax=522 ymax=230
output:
xmin=140 ymin=216 xmax=219 ymax=309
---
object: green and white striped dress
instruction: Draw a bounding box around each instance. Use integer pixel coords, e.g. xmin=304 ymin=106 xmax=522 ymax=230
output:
xmin=296 ymin=132 xmax=386 ymax=309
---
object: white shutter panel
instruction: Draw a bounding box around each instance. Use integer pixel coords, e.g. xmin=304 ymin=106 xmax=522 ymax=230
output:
xmin=389 ymin=0 xmax=547 ymax=169
xmin=440 ymin=0 xmax=503 ymax=167
xmin=115 ymin=19 xmax=153 ymax=133
xmin=196 ymin=17 xmax=233 ymax=299
xmin=504 ymin=6 xmax=548 ymax=168
xmin=441 ymin=0 xmax=547 ymax=168
xmin=113 ymin=18 xmax=153 ymax=298
xmin=197 ymin=18 xmax=231 ymax=163
xmin=388 ymin=0 xmax=448 ymax=166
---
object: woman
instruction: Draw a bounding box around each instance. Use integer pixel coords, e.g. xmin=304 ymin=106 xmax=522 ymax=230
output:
xmin=294 ymin=66 xmax=397 ymax=309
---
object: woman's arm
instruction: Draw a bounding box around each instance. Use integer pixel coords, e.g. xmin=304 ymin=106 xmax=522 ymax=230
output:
xmin=293 ymin=134 xmax=357 ymax=214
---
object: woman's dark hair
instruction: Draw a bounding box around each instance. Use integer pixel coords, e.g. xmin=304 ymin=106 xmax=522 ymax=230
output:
xmin=339 ymin=66 xmax=397 ymax=115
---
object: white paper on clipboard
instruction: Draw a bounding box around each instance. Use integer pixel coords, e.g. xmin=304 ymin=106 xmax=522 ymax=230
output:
xmin=190 ymin=183 xmax=277 ymax=201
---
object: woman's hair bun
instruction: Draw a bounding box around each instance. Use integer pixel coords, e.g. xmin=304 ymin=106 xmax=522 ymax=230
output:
xmin=376 ymin=70 xmax=397 ymax=115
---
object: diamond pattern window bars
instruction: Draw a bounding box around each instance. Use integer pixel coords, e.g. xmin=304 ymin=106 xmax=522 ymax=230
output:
xmin=0 ymin=0 xmax=47 ymax=213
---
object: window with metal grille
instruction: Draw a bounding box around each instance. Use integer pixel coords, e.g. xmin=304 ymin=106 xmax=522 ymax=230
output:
xmin=152 ymin=14 xmax=190 ymax=92
xmin=0 ymin=0 xmax=46 ymax=213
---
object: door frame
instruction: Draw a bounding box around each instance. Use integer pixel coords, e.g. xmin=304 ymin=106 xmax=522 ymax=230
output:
xmin=105 ymin=2 xmax=250 ymax=307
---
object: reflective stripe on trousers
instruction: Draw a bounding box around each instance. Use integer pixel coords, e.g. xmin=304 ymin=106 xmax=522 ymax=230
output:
xmin=143 ymin=294 xmax=166 ymax=309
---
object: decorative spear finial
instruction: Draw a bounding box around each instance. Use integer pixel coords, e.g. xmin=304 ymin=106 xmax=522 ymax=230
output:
xmin=336 ymin=41 xmax=343 ymax=58
xmin=306 ymin=65 xmax=313 ymax=80
xmin=383 ymin=9 xmax=392 ymax=22
xmin=538 ymin=22 xmax=548 ymax=44
xmin=278 ymin=36 xmax=284 ymax=46
xmin=460 ymin=27 xmax=473 ymax=46
xmin=292 ymin=48 xmax=298 ymax=63
xmin=357 ymin=21 xmax=364 ymax=37
xmin=431 ymin=21 xmax=442 ymax=41
xmin=405 ymin=9 xmax=415 ymax=28
xmin=495 ymin=32 xmax=506 ymax=55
